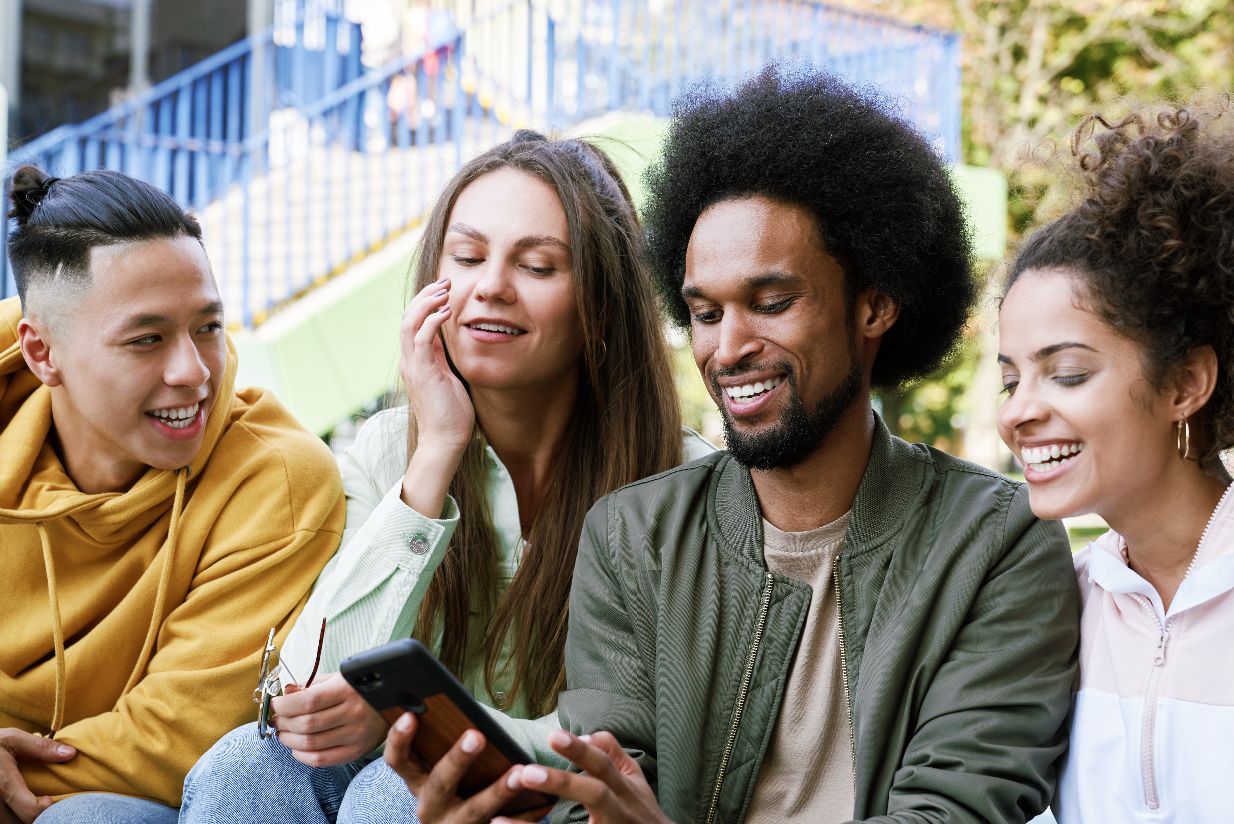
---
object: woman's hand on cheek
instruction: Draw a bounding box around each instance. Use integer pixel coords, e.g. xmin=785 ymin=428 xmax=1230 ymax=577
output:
xmin=384 ymin=713 xmax=540 ymax=823
xmin=399 ymin=277 xmax=475 ymax=453
xmin=268 ymin=674 xmax=388 ymax=768
xmin=495 ymin=729 xmax=672 ymax=824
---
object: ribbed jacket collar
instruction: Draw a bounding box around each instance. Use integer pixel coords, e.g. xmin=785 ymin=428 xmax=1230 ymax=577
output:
xmin=711 ymin=413 xmax=922 ymax=566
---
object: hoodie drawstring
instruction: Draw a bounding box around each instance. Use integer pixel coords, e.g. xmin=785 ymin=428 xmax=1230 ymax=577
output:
xmin=36 ymin=522 xmax=66 ymax=734
xmin=34 ymin=469 xmax=186 ymax=733
xmin=123 ymin=468 xmax=187 ymax=696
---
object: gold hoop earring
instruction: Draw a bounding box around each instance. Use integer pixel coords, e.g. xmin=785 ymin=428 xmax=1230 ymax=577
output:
xmin=1176 ymin=418 xmax=1193 ymax=461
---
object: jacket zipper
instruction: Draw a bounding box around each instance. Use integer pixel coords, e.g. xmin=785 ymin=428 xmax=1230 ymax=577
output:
xmin=833 ymin=549 xmax=855 ymax=774
xmin=1129 ymin=487 xmax=1228 ymax=809
xmin=705 ymin=572 xmax=774 ymax=824
xmin=1130 ymin=594 xmax=1169 ymax=810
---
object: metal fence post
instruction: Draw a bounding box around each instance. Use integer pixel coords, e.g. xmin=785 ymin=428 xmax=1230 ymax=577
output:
xmin=546 ymin=16 xmax=556 ymax=128
xmin=526 ymin=0 xmax=535 ymax=117
xmin=943 ymin=32 xmax=962 ymax=163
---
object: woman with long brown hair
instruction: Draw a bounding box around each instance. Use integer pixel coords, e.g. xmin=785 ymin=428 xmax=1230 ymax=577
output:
xmin=179 ymin=130 xmax=711 ymax=823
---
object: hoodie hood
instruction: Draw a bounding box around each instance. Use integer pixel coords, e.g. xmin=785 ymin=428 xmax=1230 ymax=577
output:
xmin=0 ymin=296 xmax=236 ymax=732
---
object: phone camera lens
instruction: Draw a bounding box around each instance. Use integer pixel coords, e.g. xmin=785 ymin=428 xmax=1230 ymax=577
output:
xmin=399 ymin=692 xmax=426 ymax=714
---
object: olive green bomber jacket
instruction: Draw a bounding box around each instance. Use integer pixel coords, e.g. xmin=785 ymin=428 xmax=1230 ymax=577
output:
xmin=552 ymin=418 xmax=1080 ymax=824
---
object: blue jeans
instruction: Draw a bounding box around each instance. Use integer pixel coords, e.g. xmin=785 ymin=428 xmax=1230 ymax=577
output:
xmin=38 ymin=793 xmax=177 ymax=823
xmin=179 ymin=722 xmax=418 ymax=824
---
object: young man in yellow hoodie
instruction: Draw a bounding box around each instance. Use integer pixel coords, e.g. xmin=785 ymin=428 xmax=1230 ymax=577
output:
xmin=0 ymin=165 xmax=345 ymax=824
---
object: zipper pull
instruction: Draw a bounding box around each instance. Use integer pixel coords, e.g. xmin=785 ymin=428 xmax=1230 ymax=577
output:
xmin=1154 ymin=628 xmax=1170 ymax=667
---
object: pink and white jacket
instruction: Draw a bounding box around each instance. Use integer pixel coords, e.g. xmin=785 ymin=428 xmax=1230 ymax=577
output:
xmin=1056 ymin=486 xmax=1234 ymax=823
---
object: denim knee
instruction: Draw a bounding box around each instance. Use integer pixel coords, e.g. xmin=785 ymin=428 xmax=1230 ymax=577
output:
xmin=180 ymin=722 xmax=349 ymax=824
xmin=37 ymin=792 xmax=177 ymax=824
xmin=336 ymin=757 xmax=420 ymax=823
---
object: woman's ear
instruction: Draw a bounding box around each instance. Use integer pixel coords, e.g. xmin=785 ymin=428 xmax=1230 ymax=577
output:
xmin=1169 ymin=345 xmax=1219 ymax=420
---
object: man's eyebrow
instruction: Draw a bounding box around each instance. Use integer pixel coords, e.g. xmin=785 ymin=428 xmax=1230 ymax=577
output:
xmin=681 ymin=271 xmax=805 ymax=302
xmin=998 ymin=341 xmax=1097 ymax=365
xmin=116 ymin=301 xmax=224 ymax=332
xmin=746 ymin=271 xmax=804 ymax=290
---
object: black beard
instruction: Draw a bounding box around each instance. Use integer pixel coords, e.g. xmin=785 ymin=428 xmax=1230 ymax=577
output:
xmin=717 ymin=356 xmax=864 ymax=470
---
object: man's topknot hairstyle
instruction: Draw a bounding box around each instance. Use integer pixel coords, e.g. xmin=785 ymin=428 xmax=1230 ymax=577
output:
xmin=1009 ymin=103 xmax=1234 ymax=462
xmin=643 ymin=65 xmax=975 ymax=388
xmin=6 ymin=164 xmax=202 ymax=310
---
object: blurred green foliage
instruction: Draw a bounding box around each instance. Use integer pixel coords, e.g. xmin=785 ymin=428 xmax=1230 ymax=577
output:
xmin=837 ymin=0 xmax=1234 ymax=449
xmin=875 ymin=335 xmax=980 ymax=455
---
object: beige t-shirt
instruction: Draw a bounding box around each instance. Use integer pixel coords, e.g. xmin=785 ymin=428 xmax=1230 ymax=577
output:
xmin=744 ymin=511 xmax=856 ymax=823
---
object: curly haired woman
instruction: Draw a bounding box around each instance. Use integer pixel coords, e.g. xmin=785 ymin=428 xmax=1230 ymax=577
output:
xmin=997 ymin=103 xmax=1234 ymax=823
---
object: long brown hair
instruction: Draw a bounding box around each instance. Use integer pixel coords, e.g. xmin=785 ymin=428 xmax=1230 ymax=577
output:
xmin=406 ymin=130 xmax=683 ymax=716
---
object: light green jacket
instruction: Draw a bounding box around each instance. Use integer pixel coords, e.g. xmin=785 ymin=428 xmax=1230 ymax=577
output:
xmin=281 ymin=407 xmax=715 ymax=765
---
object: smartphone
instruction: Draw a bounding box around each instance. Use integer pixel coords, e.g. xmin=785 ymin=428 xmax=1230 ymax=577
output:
xmin=340 ymin=638 xmax=555 ymax=817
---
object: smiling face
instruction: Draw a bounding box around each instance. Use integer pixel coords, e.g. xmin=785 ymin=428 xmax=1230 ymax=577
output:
xmin=997 ymin=268 xmax=1184 ymax=522
xmin=683 ymin=195 xmax=873 ymax=469
xmin=437 ymin=168 xmax=583 ymax=395
xmin=21 ymin=235 xmax=225 ymax=492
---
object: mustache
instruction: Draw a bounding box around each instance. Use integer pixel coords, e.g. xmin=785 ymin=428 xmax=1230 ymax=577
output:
xmin=709 ymin=362 xmax=795 ymax=394
xmin=710 ymin=361 xmax=793 ymax=382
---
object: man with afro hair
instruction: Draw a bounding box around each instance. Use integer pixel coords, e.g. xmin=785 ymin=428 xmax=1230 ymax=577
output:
xmin=495 ymin=67 xmax=1081 ymax=824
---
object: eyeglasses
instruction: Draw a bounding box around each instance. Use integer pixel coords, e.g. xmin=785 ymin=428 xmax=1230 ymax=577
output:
xmin=252 ymin=618 xmax=327 ymax=739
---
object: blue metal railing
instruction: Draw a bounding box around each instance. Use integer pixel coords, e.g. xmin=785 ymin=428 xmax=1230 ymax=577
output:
xmin=3 ymin=0 xmax=961 ymax=324
xmin=7 ymin=13 xmax=362 ymax=211
xmin=537 ymin=0 xmax=960 ymax=160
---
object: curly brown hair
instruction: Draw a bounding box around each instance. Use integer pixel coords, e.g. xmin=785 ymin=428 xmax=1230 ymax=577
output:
xmin=1008 ymin=102 xmax=1234 ymax=465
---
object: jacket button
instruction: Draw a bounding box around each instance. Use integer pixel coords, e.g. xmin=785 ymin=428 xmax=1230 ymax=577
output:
xmin=408 ymin=534 xmax=429 ymax=555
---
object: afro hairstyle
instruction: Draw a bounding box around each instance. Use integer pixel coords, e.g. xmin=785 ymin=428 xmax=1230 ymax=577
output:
xmin=642 ymin=65 xmax=975 ymax=388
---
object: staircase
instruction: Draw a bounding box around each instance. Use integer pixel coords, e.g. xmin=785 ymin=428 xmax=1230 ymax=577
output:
xmin=2 ymin=0 xmax=967 ymax=434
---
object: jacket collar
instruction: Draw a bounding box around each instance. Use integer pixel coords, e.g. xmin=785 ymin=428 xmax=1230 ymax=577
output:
xmin=1087 ymin=483 xmax=1234 ymax=620
xmin=712 ymin=412 xmax=924 ymax=567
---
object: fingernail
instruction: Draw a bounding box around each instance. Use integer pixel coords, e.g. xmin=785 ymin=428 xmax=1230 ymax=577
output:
xmin=506 ymin=766 xmax=523 ymax=789
xmin=549 ymin=729 xmax=571 ymax=747
xmin=522 ymin=765 xmax=548 ymax=785
xmin=579 ymin=734 xmax=591 ymax=742
xmin=56 ymin=745 xmax=73 ymax=756
xmin=461 ymin=731 xmax=481 ymax=753
xmin=395 ymin=713 xmax=414 ymax=732
xmin=434 ymin=288 xmax=448 ymax=297
xmin=438 ymin=304 xmax=450 ymax=313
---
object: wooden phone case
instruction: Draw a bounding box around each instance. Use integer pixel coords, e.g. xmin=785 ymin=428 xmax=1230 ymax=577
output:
xmin=341 ymin=639 xmax=554 ymax=817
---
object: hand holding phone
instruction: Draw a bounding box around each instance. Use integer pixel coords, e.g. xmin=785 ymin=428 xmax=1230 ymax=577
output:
xmin=340 ymin=639 xmax=554 ymax=818
xmin=386 ymin=712 xmax=547 ymax=822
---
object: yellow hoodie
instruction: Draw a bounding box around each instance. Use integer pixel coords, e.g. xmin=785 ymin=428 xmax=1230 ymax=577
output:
xmin=0 ymin=297 xmax=345 ymax=806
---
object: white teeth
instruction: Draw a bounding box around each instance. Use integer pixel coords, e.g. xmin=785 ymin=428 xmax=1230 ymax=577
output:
xmin=149 ymin=402 xmax=200 ymax=428
xmin=1030 ymin=455 xmax=1074 ymax=473
xmin=1021 ymin=442 xmax=1083 ymax=467
xmin=473 ymin=322 xmax=522 ymax=335
xmin=724 ymin=376 xmax=785 ymax=399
